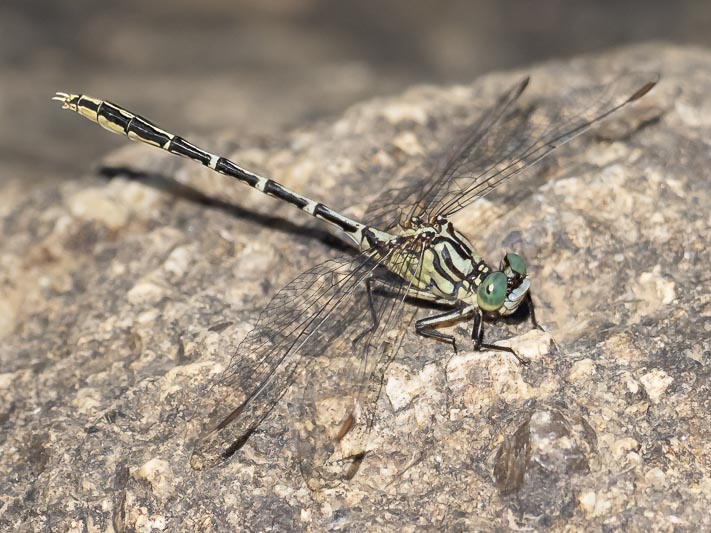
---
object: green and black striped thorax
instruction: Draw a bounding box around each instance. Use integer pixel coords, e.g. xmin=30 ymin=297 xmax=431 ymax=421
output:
xmin=361 ymin=214 xmax=531 ymax=316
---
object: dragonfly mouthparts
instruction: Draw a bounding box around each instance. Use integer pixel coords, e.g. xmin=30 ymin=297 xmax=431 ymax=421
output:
xmin=502 ymin=277 xmax=531 ymax=316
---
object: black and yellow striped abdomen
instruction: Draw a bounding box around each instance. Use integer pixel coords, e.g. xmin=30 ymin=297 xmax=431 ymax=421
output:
xmin=53 ymin=93 xmax=381 ymax=246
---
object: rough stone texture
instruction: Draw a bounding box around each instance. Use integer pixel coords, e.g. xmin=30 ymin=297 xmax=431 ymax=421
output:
xmin=1 ymin=44 xmax=709 ymax=531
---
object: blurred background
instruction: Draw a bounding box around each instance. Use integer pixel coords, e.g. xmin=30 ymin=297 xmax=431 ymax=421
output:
xmin=1 ymin=0 xmax=709 ymax=184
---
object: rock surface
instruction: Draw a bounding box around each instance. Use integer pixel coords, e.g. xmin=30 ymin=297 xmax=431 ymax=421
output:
xmin=1 ymin=44 xmax=709 ymax=531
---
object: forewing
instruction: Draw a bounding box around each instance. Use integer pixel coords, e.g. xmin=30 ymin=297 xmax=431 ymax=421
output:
xmin=362 ymin=72 xmax=657 ymax=229
xmin=190 ymin=246 xmax=397 ymax=470
xmin=362 ymin=76 xmax=529 ymax=230
xmin=429 ymin=72 xmax=657 ymax=219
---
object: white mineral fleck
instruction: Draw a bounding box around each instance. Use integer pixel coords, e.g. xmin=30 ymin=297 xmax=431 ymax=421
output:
xmin=640 ymin=369 xmax=674 ymax=403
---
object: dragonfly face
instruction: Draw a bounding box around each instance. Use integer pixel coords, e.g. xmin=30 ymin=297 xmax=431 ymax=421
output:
xmin=476 ymin=252 xmax=530 ymax=316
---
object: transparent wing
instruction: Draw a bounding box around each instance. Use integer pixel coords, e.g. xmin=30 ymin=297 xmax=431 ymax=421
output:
xmin=362 ymin=76 xmax=529 ymax=230
xmin=190 ymin=250 xmax=386 ymax=469
xmin=190 ymin=238 xmax=423 ymax=475
xmin=294 ymin=241 xmax=425 ymax=487
xmin=429 ymin=72 xmax=657 ymax=219
xmin=363 ymin=72 xmax=657 ymax=229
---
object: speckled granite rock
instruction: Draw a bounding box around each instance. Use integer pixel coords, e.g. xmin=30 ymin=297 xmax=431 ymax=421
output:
xmin=1 ymin=44 xmax=709 ymax=531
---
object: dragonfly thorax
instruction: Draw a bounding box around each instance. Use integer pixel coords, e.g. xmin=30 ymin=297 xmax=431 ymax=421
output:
xmin=387 ymin=217 xmax=531 ymax=316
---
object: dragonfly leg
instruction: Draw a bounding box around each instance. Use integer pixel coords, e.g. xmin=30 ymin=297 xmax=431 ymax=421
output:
xmin=525 ymin=291 xmax=544 ymax=331
xmin=471 ymin=309 xmax=530 ymax=366
xmin=525 ymin=292 xmax=561 ymax=354
xmin=416 ymin=306 xmax=475 ymax=353
xmin=351 ymin=276 xmax=388 ymax=347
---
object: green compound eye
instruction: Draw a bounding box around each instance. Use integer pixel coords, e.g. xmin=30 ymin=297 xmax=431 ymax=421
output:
xmin=477 ymin=271 xmax=507 ymax=312
xmin=505 ymin=252 xmax=527 ymax=278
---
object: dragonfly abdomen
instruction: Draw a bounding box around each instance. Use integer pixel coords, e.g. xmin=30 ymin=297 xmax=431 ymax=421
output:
xmin=53 ymin=93 xmax=368 ymax=244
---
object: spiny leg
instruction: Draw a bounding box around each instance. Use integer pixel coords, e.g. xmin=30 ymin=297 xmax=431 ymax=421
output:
xmin=524 ymin=291 xmax=561 ymax=354
xmin=471 ymin=309 xmax=530 ymax=366
xmin=525 ymin=291 xmax=546 ymax=331
xmin=415 ymin=306 xmax=475 ymax=354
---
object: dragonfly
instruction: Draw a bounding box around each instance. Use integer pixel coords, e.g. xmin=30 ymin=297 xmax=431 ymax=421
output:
xmin=53 ymin=72 xmax=657 ymax=485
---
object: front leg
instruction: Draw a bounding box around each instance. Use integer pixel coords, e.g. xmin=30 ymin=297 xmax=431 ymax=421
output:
xmin=415 ymin=305 xmax=475 ymax=353
xmin=524 ymin=291 xmax=560 ymax=354
xmin=525 ymin=291 xmax=543 ymax=331
xmin=471 ymin=309 xmax=530 ymax=366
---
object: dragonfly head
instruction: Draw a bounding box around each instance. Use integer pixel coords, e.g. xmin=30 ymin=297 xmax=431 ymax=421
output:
xmin=476 ymin=253 xmax=530 ymax=316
